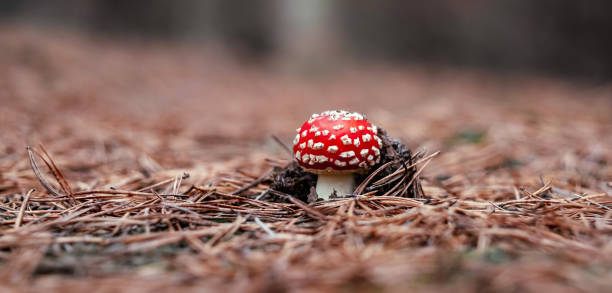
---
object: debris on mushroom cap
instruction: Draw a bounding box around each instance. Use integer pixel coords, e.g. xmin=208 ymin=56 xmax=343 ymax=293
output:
xmin=293 ymin=110 xmax=382 ymax=174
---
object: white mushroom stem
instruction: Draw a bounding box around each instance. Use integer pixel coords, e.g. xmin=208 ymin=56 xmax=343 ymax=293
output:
xmin=316 ymin=173 xmax=355 ymax=200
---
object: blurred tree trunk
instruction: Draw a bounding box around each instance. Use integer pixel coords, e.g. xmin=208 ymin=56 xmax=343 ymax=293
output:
xmin=275 ymin=0 xmax=340 ymax=72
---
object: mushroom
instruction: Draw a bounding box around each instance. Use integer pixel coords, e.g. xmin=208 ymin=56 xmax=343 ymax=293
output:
xmin=292 ymin=110 xmax=382 ymax=200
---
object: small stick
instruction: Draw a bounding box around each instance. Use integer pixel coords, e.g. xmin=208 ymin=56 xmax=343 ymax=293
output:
xmin=488 ymin=201 xmax=507 ymax=212
xmin=573 ymin=193 xmax=611 ymax=211
xmin=13 ymin=188 xmax=35 ymax=229
xmin=172 ymin=173 xmax=188 ymax=195
xmin=513 ymin=186 xmax=521 ymax=200
xmin=162 ymin=202 xmax=200 ymax=216
xmin=254 ymin=216 xmax=276 ymax=238
xmin=72 ymin=189 xmax=157 ymax=196
xmin=137 ymin=177 xmax=175 ymax=192
xmin=255 ymin=189 xmax=270 ymax=201
xmin=111 ymin=212 xmax=131 ymax=235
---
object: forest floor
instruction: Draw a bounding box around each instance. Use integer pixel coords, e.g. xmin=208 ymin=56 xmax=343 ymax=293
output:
xmin=1 ymin=26 xmax=611 ymax=292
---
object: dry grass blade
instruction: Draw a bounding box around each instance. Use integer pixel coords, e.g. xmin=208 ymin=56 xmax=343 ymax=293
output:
xmin=372 ymin=150 xmax=440 ymax=186
xmin=354 ymin=161 xmax=394 ymax=195
xmin=39 ymin=144 xmax=73 ymax=196
xmin=27 ymin=146 xmax=65 ymax=198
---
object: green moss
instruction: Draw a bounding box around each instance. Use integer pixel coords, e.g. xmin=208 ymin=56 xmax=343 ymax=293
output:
xmin=457 ymin=129 xmax=486 ymax=144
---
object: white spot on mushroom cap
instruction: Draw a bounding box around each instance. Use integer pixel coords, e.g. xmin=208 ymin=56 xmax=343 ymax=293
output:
xmin=319 ymin=110 xmax=354 ymax=121
xmin=362 ymin=134 xmax=372 ymax=142
xmin=299 ymin=142 xmax=306 ymax=149
xmin=360 ymin=149 xmax=369 ymax=157
xmin=340 ymin=135 xmax=352 ymax=145
xmin=296 ymin=128 xmax=301 ymax=132
xmin=293 ymin=134 xmax=300 ymax=145
xmin=308 ymin=154 xmax=316 ymax=165
xmin=312 ymin=142 xmax=324 ymax=150
xmin=309 ymin=126 xmax=319 ymax=132
xmin=350 ymin=127 xmax=357 ymax=133
xmin=353 ymin=138 xmax=360 ymax=147
xmin=339 ymin=151 xmax=355 ymax=158
xmin=322 ymin=130 xmax=329 ymax=136
xmin=329 ymin=134 xmax=336 ymax=140
xmin=346 ymin=112 xmax=365 ymax=120
xmin=367 ymin=155 xmax=374 ymax=161
xmin=349 ymin=158 xmax=360 ymax=165
xmin=372 ymin=146 xmax=380 ymax=156
xmin=326 ymin=113 xmax=340 ymax=121
xmin=334 ymin=160 xmax=347 ymax=167
xmin=302 ymin=154 xmax=310 ymax=162
xmin=295 ymin=151 xmax=301 ymax=160
xmin=369 ymin=160 xmax=376 ymax=166
xmin=307 ymin=139 xmax=314 ymax=148
xmin=333 ymin=124 xmax=344 ymax=130
xmin=358 ymin=125 xmax=364 ymax=130
xmin=327 ymin=145 xmax=338 ymax=153
xmin=308 ymin=115 xmax=319 ymax=123
xmin=314 ymin=131 xmax=321 ymax=137
xmin=315 ymin=155 xmax=328 ymax=163
xmin=374 ymin=135 xmax=382 ymax=147
xmin=359 ymin=162 xmax=368 ymax=168
xmin=301 ymin=130 xmax=307 ymax=137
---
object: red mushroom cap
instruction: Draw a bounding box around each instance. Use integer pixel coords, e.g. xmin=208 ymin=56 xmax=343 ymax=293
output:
xmin=292 ymin=110 xmax=382 ymax=174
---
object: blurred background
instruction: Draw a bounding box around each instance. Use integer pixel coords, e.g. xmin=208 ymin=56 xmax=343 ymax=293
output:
xmin=0 ymin=0 xmax=610 ymax=170
xmin=2 ymin=0 xmax=612 ymax=80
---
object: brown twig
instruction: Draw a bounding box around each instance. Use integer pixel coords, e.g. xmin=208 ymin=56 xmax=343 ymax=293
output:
xmin=13 ymin=188 xmax=35 ymax=229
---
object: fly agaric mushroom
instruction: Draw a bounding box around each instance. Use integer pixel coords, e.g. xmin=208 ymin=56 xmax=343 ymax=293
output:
xmin=292 ymin=110 xmax=382 ymax=200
